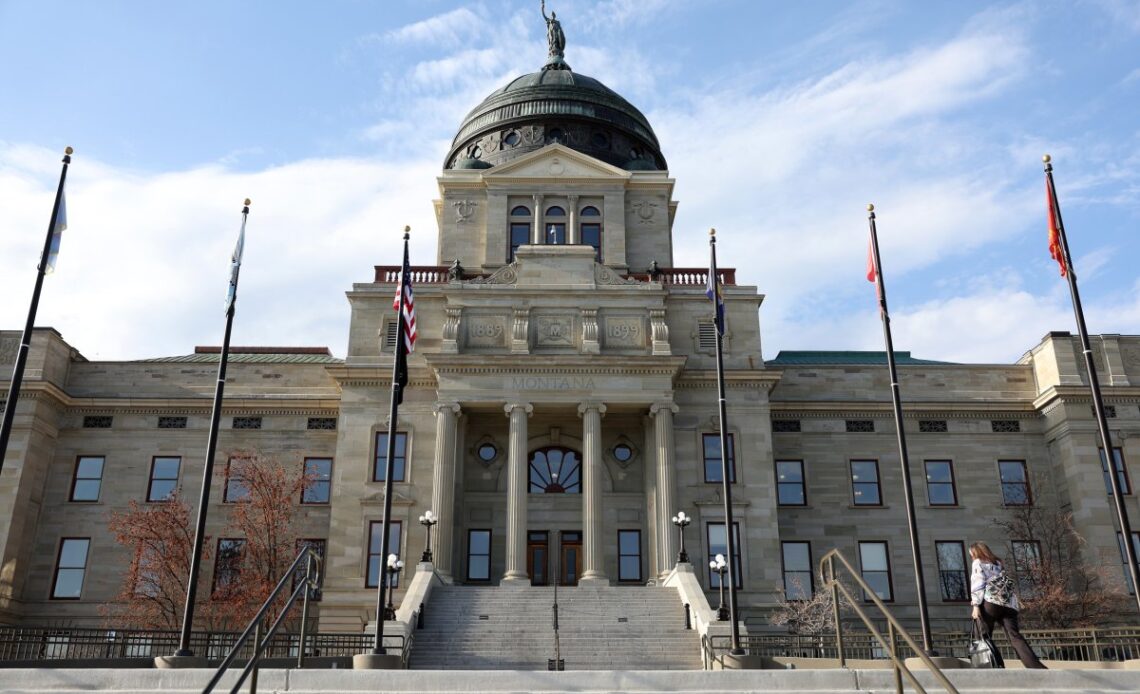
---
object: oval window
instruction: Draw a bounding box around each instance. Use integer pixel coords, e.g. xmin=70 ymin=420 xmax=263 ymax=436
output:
xmin=504 ymin=131 xmax=520 ymax=146
xmin=613 ymin=444 xmax=633 ymax=463
xmin=478 ymin=443 xmax=498 ymax=462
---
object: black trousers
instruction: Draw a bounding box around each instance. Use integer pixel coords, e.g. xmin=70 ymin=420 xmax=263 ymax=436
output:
xmin=979 ymin=601 xmax=1046 ymax=668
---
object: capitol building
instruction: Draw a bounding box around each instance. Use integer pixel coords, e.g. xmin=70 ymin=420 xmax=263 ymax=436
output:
xmin=2 ymin=14 xmax=1139 ymax=658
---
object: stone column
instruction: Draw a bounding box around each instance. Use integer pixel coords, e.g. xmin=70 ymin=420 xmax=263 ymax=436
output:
xmin=502 ymin=401 xmax=533 ymax=583
xmin=532 ymin=194 xmax=545 ymax=244
xmin=642 ymin=415 xmax=659 ymax=583
xmin=568 ymin=194 xmax=580 ymax=244
xmin=430 ymin=402 xmax=461 ymax=581
xmin=579 ymin=401 xmax=608 ymax=584
xmin=651 ymin=400 xmax=680 ymax=577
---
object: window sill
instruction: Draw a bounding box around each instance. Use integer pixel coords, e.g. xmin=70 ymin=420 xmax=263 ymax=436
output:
xmin=849 ymin=504 xmax=889 ymax=510
xmin=926 ymin=504 xmax=961 ymax=509
xmin=777 ymin=504 xmax=812 ymax=509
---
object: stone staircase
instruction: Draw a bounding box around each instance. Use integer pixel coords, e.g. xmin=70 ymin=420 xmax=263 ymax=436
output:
xmin=407 ymin=583 xmax=703 ymax=670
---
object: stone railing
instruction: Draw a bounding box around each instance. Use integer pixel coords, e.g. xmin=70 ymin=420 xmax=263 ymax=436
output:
xmin=374 ymin=264 xmax=737 ymax=286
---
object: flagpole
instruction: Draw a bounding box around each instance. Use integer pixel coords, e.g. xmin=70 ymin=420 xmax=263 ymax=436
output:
xmin=708 ymin=228 xmax=743 ymax=655
xmin=867 ymin=204 xmax=935 ymax=654
xmin=1044 ymin=155 xmax=1140 ymax=616
xmin=366 ymin=226 xmax=411 ymax=659
xmin=0 ymin=147 xmax=72 ymax=474
xmin=173 ymin=199 xmax=250 ymax=658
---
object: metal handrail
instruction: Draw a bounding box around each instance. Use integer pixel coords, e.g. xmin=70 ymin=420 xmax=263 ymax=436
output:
xmin=200 ymin=545 xmax=322 ymax=694
xmin=820 ymin=548 xmax=958 ymax=694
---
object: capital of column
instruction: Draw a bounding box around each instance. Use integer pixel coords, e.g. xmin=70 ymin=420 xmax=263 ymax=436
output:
xmin=649 ymin=400 xmax=680 ymax=417
xmin=433 ymin=401 xmax=462 ymax=417
xmin=504 ymin=401 xmax=534 ymax=417
xmin=577 ymin=401 xmax=607 ymax=418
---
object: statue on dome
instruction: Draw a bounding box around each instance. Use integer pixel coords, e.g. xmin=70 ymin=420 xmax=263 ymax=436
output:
xmin=541 ymin=0 xmax=569 ymax=70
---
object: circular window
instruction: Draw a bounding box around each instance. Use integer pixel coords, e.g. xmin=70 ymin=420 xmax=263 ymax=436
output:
xmin=470 ymin=145 xmax=482 ymax=159
xmin=504 ymin=131 xmax=520 ymax=146
xmin=613 ymin=444 xmax=633 ymax=463
xmin=629 ymin=147 xmax=642 ymax=159
xmin=478 ymin=443 xmax=498 ymax=462
xmin=547 ymin=127 xmax=565 ymax=143
xmin=592 ymin=132 xmax=609 ymax=148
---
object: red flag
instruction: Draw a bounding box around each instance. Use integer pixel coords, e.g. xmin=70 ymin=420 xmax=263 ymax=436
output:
xmin=866 ymin=237 xmax=877 ymax=283
xmin=1046 ymin=179 xmax=1067 ymax=277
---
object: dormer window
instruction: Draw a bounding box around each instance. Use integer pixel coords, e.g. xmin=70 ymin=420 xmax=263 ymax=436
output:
xmin=509 ymin=206 xmax=531 ymax=260
xmin=580 ymin=205 xmax=602 ymax=261
xmin=545 ymin=206 xmax=567 ymax=244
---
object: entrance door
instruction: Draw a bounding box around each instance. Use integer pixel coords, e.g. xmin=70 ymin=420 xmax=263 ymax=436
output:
xmin=559 ymin=531 xmax=582 ymax=586
xmin=527 ymin=531 xmax=549 ymax=586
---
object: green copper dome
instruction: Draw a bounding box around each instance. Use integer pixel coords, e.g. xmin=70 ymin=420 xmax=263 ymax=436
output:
xmin=446 ymin=67 xmax=667 ymax=171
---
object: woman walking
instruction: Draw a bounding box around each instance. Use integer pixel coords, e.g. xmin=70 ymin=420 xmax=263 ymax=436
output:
xmin=969 ymin=541 xmax=1047 ymax=668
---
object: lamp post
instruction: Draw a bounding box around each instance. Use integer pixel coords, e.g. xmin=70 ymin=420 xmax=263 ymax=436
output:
xmin=710 ymin=554 xmax=729 ymax=621
xmin=384 ymin=554 xmax=404 ymax=621
xmin=419 ymin=510 xmax=438 ymax=563
xmin=671 ymin=511 xmax=691 ymax=563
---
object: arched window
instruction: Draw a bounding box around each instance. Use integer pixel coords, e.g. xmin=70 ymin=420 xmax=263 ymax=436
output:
xmin=509 ymin=206 xmax=531 ymax=260
xmin=529 ymin=447 xmax=581 ymax=494
xmin=544 ymin=206 xmax=567 ymax=244
xmin=580 ymin=206 xmax=602 ymax=260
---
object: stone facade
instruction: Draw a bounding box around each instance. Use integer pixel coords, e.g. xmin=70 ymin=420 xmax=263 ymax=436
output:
xmin=2 ymin=77 xmax=1139 ymax=638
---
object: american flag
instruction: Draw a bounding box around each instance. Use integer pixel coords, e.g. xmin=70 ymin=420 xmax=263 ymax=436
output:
xmin=392 ymin=250 xmax=417 ymax=353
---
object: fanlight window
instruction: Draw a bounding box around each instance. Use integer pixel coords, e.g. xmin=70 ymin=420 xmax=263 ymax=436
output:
xmin=510 ymin=206 xmax=531 ymax=216
xmin=529 ymin=447 xmax=581 ymax=494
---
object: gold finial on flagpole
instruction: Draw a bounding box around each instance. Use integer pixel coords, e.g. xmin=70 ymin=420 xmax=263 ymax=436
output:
xmin=709 ymin=228 xmax=716 ymax=236
xmin=64 ymin=146 xmax=74 ymax=155
xmin=244 ymin=198 xmax=251 ymax=206
xmin=867 ymin=203 xmax=874 ymax=212
xmin=1043 ymin=154 xmax=1052 ymax=163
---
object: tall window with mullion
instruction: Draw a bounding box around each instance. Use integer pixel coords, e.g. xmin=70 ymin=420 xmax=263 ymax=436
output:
xmin=776 ymin=460 xmax=806 ymax=505
xmin=781 ymin=542 xmax=813 ymax=600
xmin=147 ymin=456 xmax=181 ymax=502
xmin=292 ymin=538 xmax=326 ymax=598
xmin=367 ymin=520 xmax=403 ymax=588
xmin=850 ymin=460 xmax=881 ymax=506
xmin=302 ymin=457 xmax=332 ymax=503
xmin=702 ymin=433 xmax=736 ymax=483
xmin=212 ymin=538 xmax=246 ymax=594
xmin=373 ymin=432 xmax=407 ymax=482
xmin=618 ymin=530 xmax=642 ymax=582
xmin=223 ymin=458 xmax=250 ymax=502
xmin=998 ymin=460 xmax=1031 ymax=505
xmin=467 ymin=529 xmax=492 ymax=581
xmin=1118 ymin=532 xmax=1140 ymax=594
xmin=580 ymin=205 xmax=602 ymax=260
xmin=70 ymin=456 xmax=104 ymax=502
xmin=544 ymin=206 xmax=567 ymax=244
xmin=924 ymin=460 xmax=957 ymax=506
xmin=706 ymin=522 xmax=743 ymax=588
xmin=935 ymin=541 xmax=968 ymax=602
xmin=1011 ymin=540 xmax=1042 ymax=595
xmin=509 ymin=205 xmax=531 ymax=260
xmin=858 ymin=541 xmax=893 ymax=601
xmin=51 ymin=538 xmax=91 ymax=599
xmin=1100 ymin=448 xmax=1131 ymax=495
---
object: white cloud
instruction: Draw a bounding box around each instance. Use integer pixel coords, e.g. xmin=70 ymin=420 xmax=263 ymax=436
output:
xmin=384 ymin=6 xmax=488 ymax=49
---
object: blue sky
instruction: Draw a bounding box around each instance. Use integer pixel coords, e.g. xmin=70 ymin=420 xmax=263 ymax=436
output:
xmin=2 ymin=0 xmax=1139 ymax=362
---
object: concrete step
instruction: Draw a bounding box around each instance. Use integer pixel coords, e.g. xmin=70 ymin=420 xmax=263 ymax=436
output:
xmin=4 ymin=667 xmax=1140 ymax=692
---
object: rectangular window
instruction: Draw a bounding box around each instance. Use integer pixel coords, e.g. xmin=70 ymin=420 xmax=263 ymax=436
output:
xmin=776 ymin=460 xmax=806 ymax=506
xmin=157 ymin=416 xmax=187 ymax=429
xmin=845 ymin=419 xmax=875 ymax=433
xmin=935 ymin=541 xmax=968 ymax=602
xmin=293 ymin=538 xmax=326 ymax=598
xmin=1011 ymin=540 xmax=1042 ymax=595
xmin=306 ymin=417 xmax=336 ymax=430
xmin=82 ymin=415 xmax=112 ymax=429
xmin=213 ymin=539 xmax=246 ymax=593
xmin=232 ymin=416 xmax=262 ymax=430
xmin=70 ymin=456 xmax=104 ymax=502
xmin=545 ymin=223 xmax=566 ymax=244
xmin=224 ymin=458 xmax=250 ymax=502
xmin=302 ymin=457 xmax=332 ymax=504
xmin=367 ymin=520 xmax=403 ymax=588
xmin=374 ymin=432 xmax=408 ymax=482
xmin=702 ymin=433 xmax=736 ymax=483
xmin=1100 ymin=448 xmax=1131 ymax=495
xmin=919 ymin=420 xmax=948 ymax=433
xmin=772 ymin=419 xmax=801 ymax=433
xmin=147 ymin=456 xmax=181 ymax=502
xmin=998 ymin=460 xmax=1032 ymax=505
xmin=858 ymin=541 xmax=892 ymax=601
xmin=581 ymin=223 xmax=602 ymax=261
xmin=1118 ymin=532 xmax=1140 ymax=594
xmin=924 ymin=460 xmax=957 ymax=506
xmin=509 ymin=223 xmax=530 ymax=260
xmin=51 ymin=538 xmax=90 ymax=599
xmin=850 ymin=460 xmax=882 ymax=506
xmin=467 ymin=529 xmax=492 ymax=582
xmin=781 ymin=542 xmax=812 ymax=600
xmin=706 ymin=522 xmax=743 ymax=588
xmin=618 ymin=530 xmax=641 ymax=582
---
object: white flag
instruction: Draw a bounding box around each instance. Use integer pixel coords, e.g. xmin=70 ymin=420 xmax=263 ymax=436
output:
xmin=224 ymin=214 xmax=246 ymax=313
xmin=44 ymin=191 xmax=68 ymax=274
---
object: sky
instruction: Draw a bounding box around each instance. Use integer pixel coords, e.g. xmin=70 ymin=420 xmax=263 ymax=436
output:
xmin=1 ymin=0 xmax=1139 ymax=364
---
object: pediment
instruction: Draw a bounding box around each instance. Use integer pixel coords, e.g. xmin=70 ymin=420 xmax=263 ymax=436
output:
xmin=483 ymin=144 xmax=632 ymax=181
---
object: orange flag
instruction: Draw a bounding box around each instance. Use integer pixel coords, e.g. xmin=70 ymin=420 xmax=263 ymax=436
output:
xmin=1046 ymin=179 xmax=1067 ymax=277
xmin=866 ymin=237 xmax=877 ymax=283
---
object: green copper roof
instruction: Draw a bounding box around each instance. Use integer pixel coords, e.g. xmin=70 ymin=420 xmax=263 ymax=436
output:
xmin=766 ymin=351 xmax=954 ymax=366
xmin=139 ymin=352 xmax=343 ymax=365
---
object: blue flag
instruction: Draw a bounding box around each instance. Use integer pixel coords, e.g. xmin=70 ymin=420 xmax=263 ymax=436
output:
xmin=706 ymin=255 xmax=725 ymax=336
xmin=44 ymin=191 xmax=67 ymax=274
